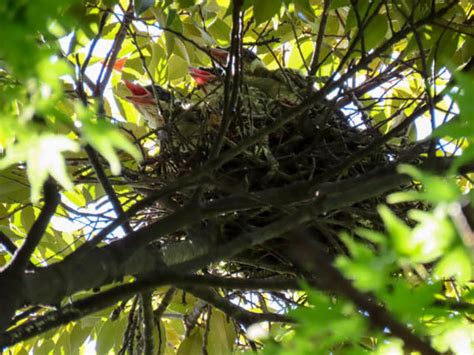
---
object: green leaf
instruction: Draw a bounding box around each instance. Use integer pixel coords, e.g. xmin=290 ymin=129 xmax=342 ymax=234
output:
xmin=434 ymin=246 xmax=472 ymax=283
xmin=380 ymin=204 xmax=457 ymax=263
xmin=292 ymin=0 xmax=315 ymax=22
xmin=374 ymin=338 xmax=404 ymax=355
xmin=0 ymin=167 xmax=30 ymax=203
xmin=208 ymin=18 xmax=232 ymax=42
xmin=177 ymin=328 xmax=203 ymax=355
xmin=79 ymin=108 xmax=142 ymax=175
xmin=389 ymin=165 xmax=460 ymax=203
xmin=383 ymin=280 xmax=442 ymax=325
xmin=363 ymin=15 xmax=388 ymax=50
xmin=21 ymin=206 xmax=36 ymax=232
xmin=0 ymin=133 xmax=80 ymax=203
xmin=431 ymin=319 xmax=474 ymax=354
xmin=329 ymin=0 xmax=350 ymax=9
xmin=253 ymin=0 xmax=283 ymax=24
xmin=207 ymin=310 xmax=237 ymax=354
xmin=95 ymin=318 xmax=123 ymax=354
xmin=404 ymin=209 xmax=456 ymax=263
xmin=378 ymin=205 xmax=412 ymax=256
xmin=289 ymin=288 xmax=368 ymax=351
xmin=336 ymin=233 xmax=394 ymax=292
xmin=168 ymin=54 xmax=189 ymax=80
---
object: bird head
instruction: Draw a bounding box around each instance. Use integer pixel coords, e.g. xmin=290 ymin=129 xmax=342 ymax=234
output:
xmin=122 ymin=80 xmax=173 ymax=129
xmin=123 ymin=80 xmax=172 ymax=105
xmin=188 ymin=67 xmax=224 ymax=93
xmin=208 ymin=47 xmax=266 ymax=74
xmin=123 ymin=80 xmax=156 ymax=106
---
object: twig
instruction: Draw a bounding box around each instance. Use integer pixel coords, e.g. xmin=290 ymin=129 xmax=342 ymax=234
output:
xmin=95 ymin=2 xmax=133 ymax=97
xmin=0 ymin=231 xmax=36 ymax=270
xmin=84 ymin=147 xmax=134 ymax=235
xmin=209 ymin=0 xmax=244 ymax=160
xmin=308 ymin=0 xmax=331 ymax=80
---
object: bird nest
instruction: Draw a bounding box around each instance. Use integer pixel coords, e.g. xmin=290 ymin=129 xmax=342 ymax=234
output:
xmin=128 ymin=81 xmax=409 ymax=275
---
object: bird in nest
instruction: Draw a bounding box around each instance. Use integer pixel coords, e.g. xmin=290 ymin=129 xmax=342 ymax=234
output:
xmin=208 ymin=47 xmax=306 ymax=105
xmin=122 ymin=80 xmax=175 ymax=130
xmin=188 ymin=66 xmax=225 ymax=95
xmin=188 ymin=64 xmax=271 ymax=120
xmin=208 ymin=47 xmax=349 ymax=135
xmin=123 ymin=79 xmax=208 ymax=141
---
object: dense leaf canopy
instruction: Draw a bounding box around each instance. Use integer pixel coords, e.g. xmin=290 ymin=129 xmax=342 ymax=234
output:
xmin=0 ymin=0 xmax=473 ymax=354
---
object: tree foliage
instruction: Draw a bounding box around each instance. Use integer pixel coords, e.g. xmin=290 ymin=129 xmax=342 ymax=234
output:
xmin=0 ymin=0 xmax=473 ymax=354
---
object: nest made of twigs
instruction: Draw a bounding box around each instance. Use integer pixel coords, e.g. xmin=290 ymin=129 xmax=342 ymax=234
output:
xmin=131 ymin=86 xmax=409 ymax=276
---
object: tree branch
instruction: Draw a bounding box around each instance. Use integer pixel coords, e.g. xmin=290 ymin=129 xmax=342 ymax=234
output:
xmin=17 ymin=156 xmax=469 ymax=308
xmin=84 ymin=146 xmax=134 ymax=235
xmin=6 ymin=181 xmax=59 ymax=273
xmin=141 ymin=291 xmax=154 ymax=355
xmin=184 ymin=286 xmax=293 ymax=327
xmin=0 ymin=231 xmax=36 ymax=271
xmin=0 ymin=272 xmax=299 ymax=347
xmin=209 ymin=0 xmax=243 ymax=160
xmin=307 ymin=0 xmax=331 ymax=87
xmin=0 ymin=231 xmax=20 ymax=257
xmin=288 ymin=232 xmax=440 ymax=355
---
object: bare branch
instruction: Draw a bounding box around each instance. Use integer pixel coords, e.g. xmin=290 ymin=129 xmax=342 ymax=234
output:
xmin=6 ymin=181 xmax=59 ymax=273
xmin=141 ymin=292 xmax=155 ymax=355
xmin=184 ymin=286 xmax=293 ymax=327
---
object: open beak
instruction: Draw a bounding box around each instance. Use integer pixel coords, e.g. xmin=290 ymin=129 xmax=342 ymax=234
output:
xmin=209 ymin=48 xmax=229 ymax=65
xmin=123 ymin=80 xmax=155 ymax=105
xmin=189 ymin=67 xmax=217 ymax=86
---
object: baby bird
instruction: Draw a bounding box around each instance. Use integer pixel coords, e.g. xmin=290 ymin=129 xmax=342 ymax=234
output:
xmin=123 ymin=80 xmax=174 ymax=129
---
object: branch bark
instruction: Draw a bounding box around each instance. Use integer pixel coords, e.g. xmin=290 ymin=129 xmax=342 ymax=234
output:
xmin=184 ymin=286 xmax=293 ymax=327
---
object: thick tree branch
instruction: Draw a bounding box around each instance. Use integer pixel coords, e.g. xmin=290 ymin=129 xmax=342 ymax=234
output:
xmin=16 ymin=154 xmax=471 ymax=311
xmin=6 ymin=181 xmax=59 ymax=274
xmin=0 ymin=181 xmax=59 ymax=332
xmin=0 ymin=273 xmax=299 ymax=347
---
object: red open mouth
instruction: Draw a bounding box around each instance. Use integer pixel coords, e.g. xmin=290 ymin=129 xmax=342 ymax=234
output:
xmin=124 ymin=80 xmax=149 ymax=96
xmin=189 ymin=67 xmax=217 ymax=86
xmin=123 ymin=80 xmax=155 ymax=105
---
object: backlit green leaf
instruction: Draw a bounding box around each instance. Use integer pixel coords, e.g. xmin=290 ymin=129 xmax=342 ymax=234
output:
xmin=0 ymin=133 xmax=79 ymax=203
xmin=79 ymin=107 xmax=142 ymax=175
xmin=434 ymin=246 xmax=472 ymax=283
